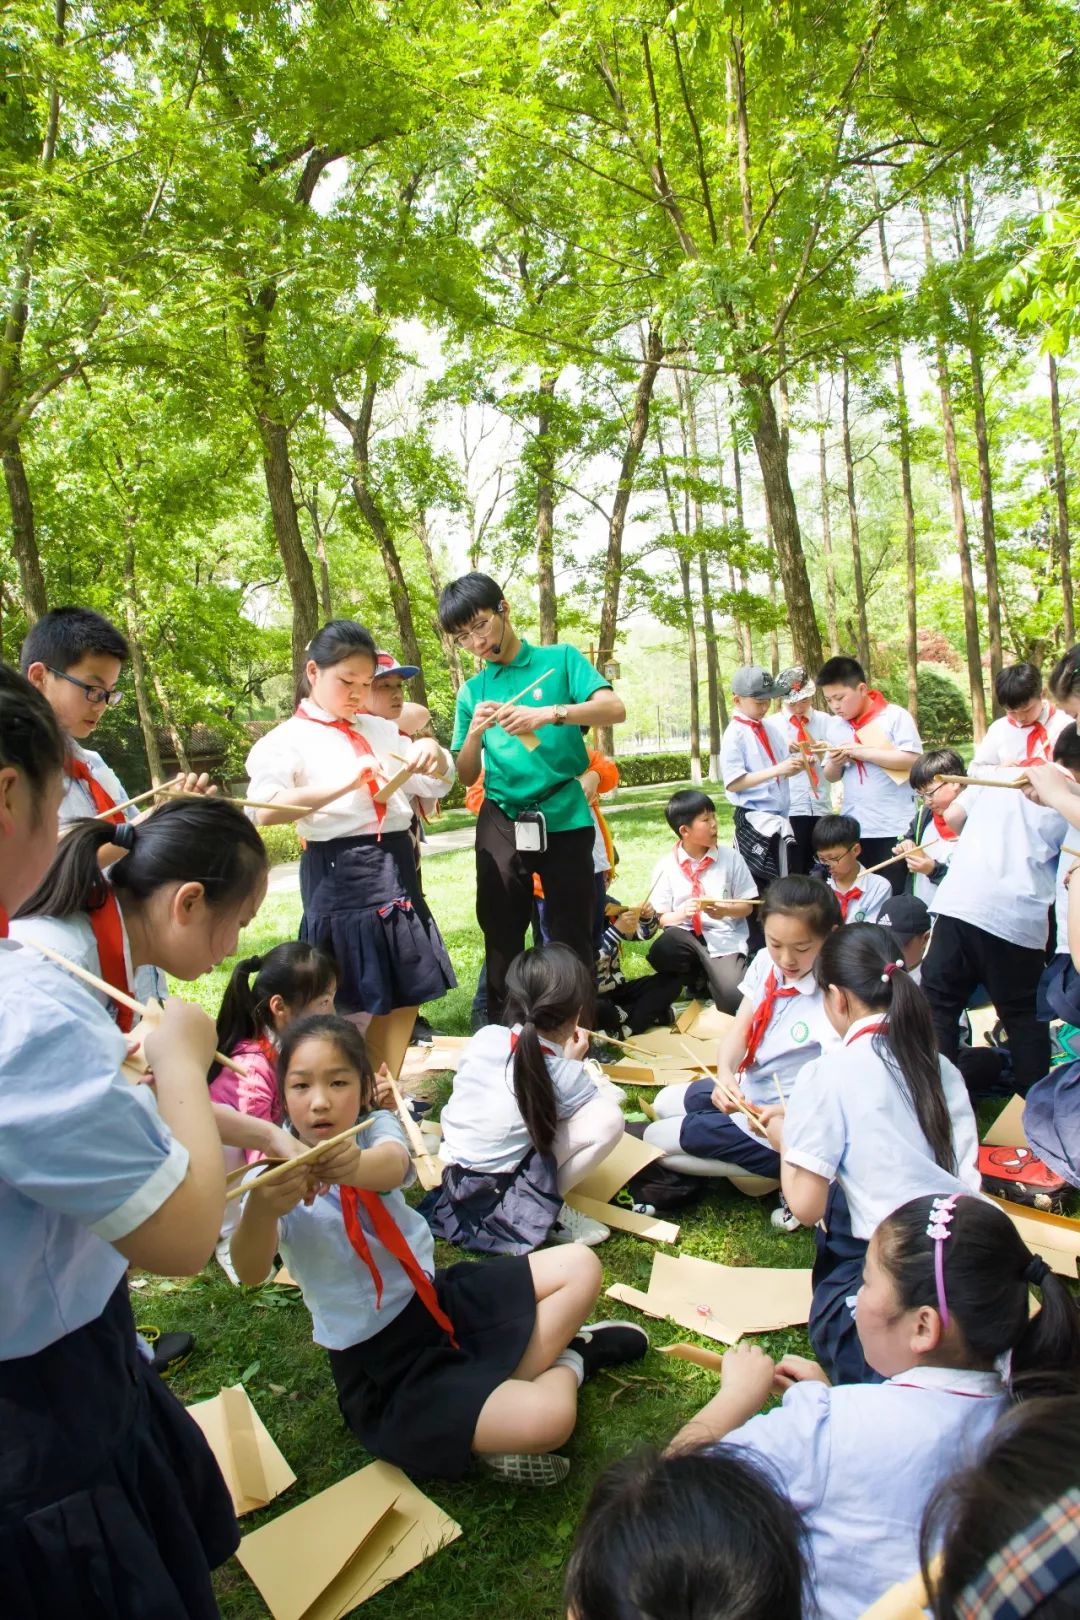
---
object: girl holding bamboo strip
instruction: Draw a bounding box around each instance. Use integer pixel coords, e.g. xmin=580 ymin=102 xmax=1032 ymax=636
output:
xmin=0 ymin=662 xmax=240 ymax=1614
xmin=645 ymin=877 xmax=841 ymax=1227
xmin=231 ymin=1012 xmax=647 ymax=1487
xmin=245 ymin=620 xmax=456 ymax=1067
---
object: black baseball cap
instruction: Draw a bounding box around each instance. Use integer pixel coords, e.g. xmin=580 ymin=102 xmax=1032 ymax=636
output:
xmin=878 ymin=894 xmax=931 ymax=943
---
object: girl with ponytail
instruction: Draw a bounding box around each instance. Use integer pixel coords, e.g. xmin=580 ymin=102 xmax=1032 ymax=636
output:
xmin=424 ymin=943 xmax=624 ymax=1253
xmin=673 ymin=1193 xmax=1079 ymax=1620
xmin=765 ymin=922 xmax=981 ymax=1384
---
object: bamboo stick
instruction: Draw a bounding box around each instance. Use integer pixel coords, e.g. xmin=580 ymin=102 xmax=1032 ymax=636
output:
xmin=386 ymin=1075 xmax=443 ymax=1189
xmin=678 ymin=1040 xmax=769 ymax=1135
xmin=94 ymin=776 xmax=184 ymax=818
xmin=859 ymin=839 xmax=941 ymax=878
xmin=773 ymin=1073 xmax=786 ymax=1109
xmin=492 ymin=666 xmax=558 ymax=715
xmin=224 ymin=1117 xmax=378 ymax=1202
xmin=167 ymin=789 xmax=322 ymax=815
xmin=933 ymin=773 xmax=1028 ymax=790
xmin=26 ymin=939 xmax=249 ymax=1077
xmin=583 ymin=1028 xmax=662 ymax=1062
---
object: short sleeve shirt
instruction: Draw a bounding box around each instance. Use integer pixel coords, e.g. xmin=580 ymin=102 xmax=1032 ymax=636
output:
xmin=438 ymin=1023 xmax=598 ymax=1173
xmin=648 ymin=845 xmax=758 ymax=957
xmin=736 ymin=948 xmax=839 ymax=1111
xmin=930 ymin=776 xmax=1068 ymax=949
xmin=60 ymin=740 xmax=135 ymax=827
xmin=0 ymin=943 xmax=188 ymax=1359
xmin=720 ymin=716 xmax=790 ymax=814
xmin=10 ymin=907 xmax=166 ymax=1018
xmin=451 ymin=641 xmax=608 ymax=832
xmin=824 ymin=703 xmax=922 ymax=837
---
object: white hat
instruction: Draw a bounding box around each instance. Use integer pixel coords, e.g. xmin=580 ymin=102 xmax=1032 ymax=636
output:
xmin=782 ymin=677 xmax=816 ymax=705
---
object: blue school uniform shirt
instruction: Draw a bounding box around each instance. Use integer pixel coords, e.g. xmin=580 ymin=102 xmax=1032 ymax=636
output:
xmin=59 ymin=739 xmax=135 ymax=826
xmin=275 ymin=1111 xmax=432 ymax=1352
xmin=0 ymin=941 xmax=188 ymax=1360
xmin=723 ymin=1366 xmax=1007 ymax=1620
xmin=720 ymin=714 xmax=791 ymax=815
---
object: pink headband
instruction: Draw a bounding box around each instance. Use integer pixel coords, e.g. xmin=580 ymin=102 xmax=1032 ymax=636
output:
xmin=927 ymin=1193 xmax=961 ymax=1329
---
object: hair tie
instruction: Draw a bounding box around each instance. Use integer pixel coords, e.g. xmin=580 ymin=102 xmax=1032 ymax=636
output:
xmin=1024 ymin=1254 xmax=1052 ymax=1287
xmin=110 ymin=821 xmax=136 ymax=850
xmin=880 ymin=958 xmax=904 ymax=984
xmin=927 ymin=1192 xmax=962 ymax=1329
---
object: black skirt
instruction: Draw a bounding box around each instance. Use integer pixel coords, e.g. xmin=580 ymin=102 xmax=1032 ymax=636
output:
xmin=328 ymin=1256 xmax=536 ymax=1480
xmin=300 ymin=831 xmax=457 ymax=1015
xmin=0 ymin=1280 xmax=237 ymax=1620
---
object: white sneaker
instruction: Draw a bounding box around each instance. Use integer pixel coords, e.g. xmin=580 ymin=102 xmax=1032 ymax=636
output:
xmin=549 ymin=1201 xmax=610 ymax=1246
xmin=480 ymin=1451 xmax=571 ymax=1487
xmin=770 ymin=1196 xmax=802 ymax=1233
xmin=215 ymin=1235 xmax=241 ymax=1286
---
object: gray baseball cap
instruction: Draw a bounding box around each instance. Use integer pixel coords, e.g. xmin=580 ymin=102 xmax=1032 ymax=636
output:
xmin=732 ymin=665 xmax=781 ymax=699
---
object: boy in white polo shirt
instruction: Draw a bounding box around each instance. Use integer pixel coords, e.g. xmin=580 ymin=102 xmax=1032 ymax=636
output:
xmin=920 ymin=741 xmax=1078 ymax=1089
xmin=973 ymin=661 xmax=1072 ymax=769
xmin=720 ymin=665 xmax=805 ymax=905
xmin=818 ymin=655 xmax=922 ymax=895
xmin=646 ymin=789 xmax=759 ymax=1015
xmin=811 ymin=813 xmax=892 ymax=923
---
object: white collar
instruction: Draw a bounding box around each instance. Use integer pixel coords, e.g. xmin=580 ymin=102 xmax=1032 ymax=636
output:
xmin=829 ymin=867 xmax=866 ymax=890
xmin=767 ymin=961 xmax=818 ymax=997
xmin=675 ymin=844 xmax=718 ymax=867
xmin=843 ymin=1012 xmax=886 ymax=1046
xmin=298 ymin=696 xmax=348 ymax=724
xmin=886 ymin=1365 xmax=1004 ymax=1398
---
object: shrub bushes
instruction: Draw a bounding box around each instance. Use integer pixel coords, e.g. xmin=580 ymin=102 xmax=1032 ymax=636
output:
xmin=612 ymin=751 xmax=693 ymax=786
xmin=258 ymin=823 xmax=303 ymax=866
xmin=881 ymin=666 xmax=972 ymax=745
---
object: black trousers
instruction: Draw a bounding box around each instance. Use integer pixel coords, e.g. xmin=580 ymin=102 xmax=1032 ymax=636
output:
xmin=921 ymin=913 xmax=1051 ymax=1091
xmin=475 ymin=800 xmax=596 ymax=1022
xmin=646 ymin=928 xmax=747 ymax=1015
xmin=788 ymin=815 xmax=820 ymax=875
xmin=857 ymin=835 xmax=909 ymax=896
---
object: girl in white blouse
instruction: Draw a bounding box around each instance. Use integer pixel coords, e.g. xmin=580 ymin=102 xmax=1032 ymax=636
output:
xmin=245 ymin=620 xmax=457 ymax=1059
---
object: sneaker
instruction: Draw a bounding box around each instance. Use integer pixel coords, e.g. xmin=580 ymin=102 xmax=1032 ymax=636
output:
xmin=480 ymin=1451 xmax=571 ymax=1487
xmin=150 ymin=1330 xmax=195 ymax=1376
xmin=613 ymin=1187 xmax=656 ymax=1218
xmin=770 ymin=1195 xmax=802 ymax=1233
xmin=410 ymin=1015 xmax=438 ymax=1046
xmin=548 ymin=1202 xmax=610 ymax=1246
xmin=568 ymin=1320 xmax=650 ymax=1381
xmin=215 ymin=1235 xmax=241 ymax=1286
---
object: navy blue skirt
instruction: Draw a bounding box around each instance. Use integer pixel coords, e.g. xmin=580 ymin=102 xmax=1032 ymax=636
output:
xmin=300 ymin=831 xmax=457 ymax=1015
xmin=421 ymin=1149 xmax=563 ymax=1255
xmin=808 ymin=1184 xmax=881 ymax=1386
xmin=678 ymin=1079 xmax=782 ymax=1176
xmin=0 ymin=1280 xmax=237 ymax=1619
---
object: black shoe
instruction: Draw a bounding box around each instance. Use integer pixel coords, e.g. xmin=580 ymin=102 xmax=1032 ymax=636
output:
xmin=410 ymin=1016 xmax=438 ymax=1046
xmin=151 ymin=1330 xmax=195 ymax=1375
xmin=568 ymin=1320 xmax=649 ymax=1382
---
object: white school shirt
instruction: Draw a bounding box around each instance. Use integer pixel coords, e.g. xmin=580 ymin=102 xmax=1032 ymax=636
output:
xmin=972 ymin=702 xmax=1072 ymax=769
xmin=1055 ymin=847 xmax=1076 ymax=957
xmin=824 ymin=703 xmax=921 ymax=837
xmin=930 ymin=774 xmax=1068 ymax=949
xmin=781 ymin=709 xmax=833 ymax=817
xmin=720 ymin=714 xmax=791 ymax=816
xmin=648 ymin=844 xmax=758 ymax=959
xmin=782 ymin=1014 xmax=981 ymax=1241
xmin=10 ymin=904 xmax=166 ymax=1014
xmin=735 ymin=947 xmax=839 ymax=1120
xmin=0 ymin=941 xmax=188 ymax=1360
xmin=724 ymin=1365 xmax=1007 ymax=1620
xmin=589 ymin=804 xmax=610 ymax=875
xmin=245 ymin=699 xmax=454 ymax=841
xmin=275 ymin=1111 xmax=428 ymax=1351
xmin=439 ymin=1024 xmax=597 ymax=1174
xmin=826 ymin=866 xmax=892 ymax=925
xmin=59 ymin=739 xmax=135 ymax=826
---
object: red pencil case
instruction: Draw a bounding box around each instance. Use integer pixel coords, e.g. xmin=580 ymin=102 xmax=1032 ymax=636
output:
xmin=978 ymin=1145 xmax=1069 ymax=1211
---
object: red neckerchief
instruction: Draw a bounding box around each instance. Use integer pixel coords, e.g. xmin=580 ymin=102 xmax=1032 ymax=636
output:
xmin=254 ymin=1033 xmax=278 ymax=1069
xmin=741 ymin=968 xmax=799 ymax=1071
xmin=931 ymin=810 xmax=958 ymax=842
xmin=677 ymin=848 xmax=716 ymax=937
xmin=340 ymin=1185 xmax=458 ymax=1346
xmin=87 ymin=888 xmax=133 ymax=1033
xmin=294 ymin=706 xmax=386 ymax=830
xmin=845 ymin=1020 xmax=887 ymax=1046
xmin=0 ymin=903 xmax=7 ymax=938
xmin=734 ymin=713 xmax=777 ymax=764
xmin=65 ymin=755 xmax=124 ymax=825
xmin=833 ymin=881 xmax=864 ymax=921
xmin=788 ymin=713 xmax=820 ymax=789
xmin=509 ymin=1029 xmax=559 ymax=1057
xmin=1009 ymin=704 xmax=1055 ymax=766
xmin=846 ymin=690 xmax=890 ymax=782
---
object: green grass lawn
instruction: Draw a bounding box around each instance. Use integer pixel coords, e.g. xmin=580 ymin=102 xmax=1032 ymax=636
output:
xmin=157 ymin=783 xmax=818 ymax=1620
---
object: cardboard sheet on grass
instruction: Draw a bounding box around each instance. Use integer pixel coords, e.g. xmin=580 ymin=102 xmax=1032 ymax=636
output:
xmin=607 ymin=1251 xmax=812 ymax=1344
xmin=565 ymin=1132 xmax=680 ymax=1244
xmin=673 ymin=1001 xmax=736 ymax=1041
xmin=236 ymin=1461 xmax=461 ymax=1620
xmin=402 ymin=1037 xmax=471 ymax=1077
xmin=186 ymin=1385 xmax=296 ymax=1516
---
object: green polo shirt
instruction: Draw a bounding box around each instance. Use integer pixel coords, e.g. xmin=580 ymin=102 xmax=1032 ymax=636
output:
xmin=451 ymin=640 xmax=610 ymax=832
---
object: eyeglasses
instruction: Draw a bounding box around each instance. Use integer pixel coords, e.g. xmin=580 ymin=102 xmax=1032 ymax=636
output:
xmin=917 ymin=782 xmax=945 ymax=803
xmin=452 ymin=611 xmax=500 ymax=649
xmin=816 ymin=851 xmax=852 ymax=866
xmin=48 ymin=667 xmax=124 ymax=707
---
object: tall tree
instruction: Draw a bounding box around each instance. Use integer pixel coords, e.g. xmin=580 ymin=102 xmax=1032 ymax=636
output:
xmin=840 ymin=364 xmax=872 ymax=673
xmin=813 ymin=376 xmax=840 ymax=656
xmin=1048 ymin=353 xmax=1075 ymax=644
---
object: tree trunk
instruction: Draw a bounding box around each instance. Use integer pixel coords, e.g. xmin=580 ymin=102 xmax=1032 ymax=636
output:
xmin=1049 ymin=352 xmax=1075 ymax=646
xmin=2 ymin=442 xmax=47 ymax=620
xmin=149 ymin=663 xmax=192 ymax=774
xmin=414 ymin=513 xmax=465 ymax=693
xmin=257 ymin=416 xmax=320 ymax=682
xmin=679 ymin=554 xmax=702 ymax=783
xmin=968 ymin=345 xmax=1003 ymax=709
xmin=921 ymin=208 xmax=987 ymax=736
xmin=122 ymin=524 xmax=165 ymax=786
xmin=814 ymin=376 xmax=840 ymax=655
xmin=331 ymin=375 xmax=429 ymax=706
xmin=698 ymin=551 xmax=724 ymax=775
xmin=841 ymin=364 xmax=872 ymax=674
xmin=596 ymin=324 xmax=663 ymax=755
xmin=535 ymin=371 xmax=558 ymax=645
xmin=729 ymin=419 xmax=753 ymax=661
xmin=743 ymin=378 xmax=824 ymax=678
xmin=765 ymin=525 xmax=781 ymax=674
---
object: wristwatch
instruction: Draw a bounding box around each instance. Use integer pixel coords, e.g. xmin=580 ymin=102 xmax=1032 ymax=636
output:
xmin=552 ymin=704 xmax=569 ymax=725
